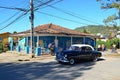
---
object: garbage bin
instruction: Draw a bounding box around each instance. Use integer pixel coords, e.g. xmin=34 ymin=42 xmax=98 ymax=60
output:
xmin=26 ymin=46 xmax=29 ymax=54
xmin=36 ymin=47 xmax=41 ymax=56
xmin=17 ymin=46 xmax=21 ymax=52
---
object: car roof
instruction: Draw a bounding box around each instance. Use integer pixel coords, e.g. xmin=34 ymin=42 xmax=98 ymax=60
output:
xmin=71 ymin=44 xmax=92 ymax=47
xmin=71 ymin=44 xmax=94 ymax=50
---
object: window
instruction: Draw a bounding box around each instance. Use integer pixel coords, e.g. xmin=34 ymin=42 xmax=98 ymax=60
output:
xmin=81 ymin=46 xmax=92 ymax=51
xmin=85 ymin=46 xmax=92 ymax=51
xmin=69 ymin=46 xmax=80 ymax=51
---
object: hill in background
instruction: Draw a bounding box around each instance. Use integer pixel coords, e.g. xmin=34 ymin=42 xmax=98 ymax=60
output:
xmin=74 ymin=25 xmax=118 ymax=37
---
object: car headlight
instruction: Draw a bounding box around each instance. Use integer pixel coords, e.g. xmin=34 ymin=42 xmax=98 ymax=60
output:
xmin=64 ymin=54 xmax=67 ymax=57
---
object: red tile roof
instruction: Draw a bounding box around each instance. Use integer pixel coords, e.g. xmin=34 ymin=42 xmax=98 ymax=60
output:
xmin=16 ymin=23 xmax=95 ymax=37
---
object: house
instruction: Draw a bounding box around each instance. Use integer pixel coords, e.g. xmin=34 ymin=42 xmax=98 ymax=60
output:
xmin=116 ymin=31 xmax=120 ymax=39
xmin=10 ymin=23 xmax=96 ymax=54
xmin=0 ymin=32 xmax=11 ymax=44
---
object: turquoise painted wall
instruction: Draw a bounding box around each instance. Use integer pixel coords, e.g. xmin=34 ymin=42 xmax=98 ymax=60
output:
xmin=18 ymin=37 xmax=26 ymax=50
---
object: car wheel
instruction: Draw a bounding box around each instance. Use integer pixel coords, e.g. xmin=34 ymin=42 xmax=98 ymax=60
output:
xmin=69 ymin=58 xmax=75 ymax=65
xmin=58 ymin=61 xmax=62 ymax=63
xmin=92 ymin=57 xmax=98 ymax=61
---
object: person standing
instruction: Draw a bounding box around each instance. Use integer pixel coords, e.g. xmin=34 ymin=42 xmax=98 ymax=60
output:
xmin=48 ymin=42 xmax=55 ymax=56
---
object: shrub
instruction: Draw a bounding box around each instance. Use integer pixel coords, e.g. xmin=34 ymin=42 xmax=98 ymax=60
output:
xmin=96 ymin=38 xmax=119 ymax=49
xmin=0 ymin=42 xmax=3 ymax=53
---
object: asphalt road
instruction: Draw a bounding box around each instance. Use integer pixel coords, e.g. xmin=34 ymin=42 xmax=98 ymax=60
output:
xmin=0 ymin=56 xmax=120 ymax=80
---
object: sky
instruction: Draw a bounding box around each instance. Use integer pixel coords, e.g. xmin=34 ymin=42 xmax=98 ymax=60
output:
xmin=0 ymin=0 xmax=117 ymax=33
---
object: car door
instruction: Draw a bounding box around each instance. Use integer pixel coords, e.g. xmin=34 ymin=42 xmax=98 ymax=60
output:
xmin=84 ymin=46 xmax=93 ymax=59
xmin=79 ymin=46 xmax=87 ymax=59
xmin=73 ymin=46 xmax=80 ymax=59
xmin=80 ymin=46 xmax=92 ymax=60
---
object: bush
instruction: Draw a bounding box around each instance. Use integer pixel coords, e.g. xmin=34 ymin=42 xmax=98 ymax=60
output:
xmin=96 ymin=38 xmax=119 ymax=49
xmin=0 ymin=42 xmax=3 ymax=53
xmin=0 ymin=42 xmax=9 ymax=53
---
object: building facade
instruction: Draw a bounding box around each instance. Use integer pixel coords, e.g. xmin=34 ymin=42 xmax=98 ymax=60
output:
xmin=10 ymin=23 xmax=96 ymax=54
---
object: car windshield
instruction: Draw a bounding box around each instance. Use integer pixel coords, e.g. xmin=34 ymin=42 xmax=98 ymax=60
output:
xmin=69 ymin=46 xmax=80 ymax=51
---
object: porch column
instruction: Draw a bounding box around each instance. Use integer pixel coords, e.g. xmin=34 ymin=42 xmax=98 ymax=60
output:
xmin=37 ymin=36 xmax=39 ymax=47
xmin=83 ymin=36 xmax=86 ymax=44
xmin=36 ymin=36 xmax=41 ymax=56
xmin=26 ymin=36 xmax=29 ymax=46
xmin=17 ymin=37 xmax=20 ymax=52
xmin=71 ymin=36 xmax=73 ymax=45
xmin=26 ymin=36 xmax=29 ymax=54
xmin=9 ymin=37 xmax=14 ymax=51
xmin=54 ymin=36 xmax=58 ymax=54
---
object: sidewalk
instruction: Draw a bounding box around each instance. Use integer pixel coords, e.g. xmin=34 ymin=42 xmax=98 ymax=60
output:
xmin=100 ymin=49 xmax=120 ymax=54
xmin=0 ymin=50 xmax=120 ymax=63
xmin=0 ymin=51 xmax=55 ymax=63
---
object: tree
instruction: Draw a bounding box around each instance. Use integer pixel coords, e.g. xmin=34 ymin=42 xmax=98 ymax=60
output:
xmin=83 ymin=28 xmax=88 ymax=33
xmin=97 ymin=0 xmax=120 ymax=29
xmin=13 ymin=31 xmax=17 ymax=34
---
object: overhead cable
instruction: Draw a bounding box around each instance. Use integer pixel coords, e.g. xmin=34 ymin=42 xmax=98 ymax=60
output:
xmin=37 ymin=11 xmax=88 ymax=25
xmin=39 ymin=0 xmax=101 ymax=25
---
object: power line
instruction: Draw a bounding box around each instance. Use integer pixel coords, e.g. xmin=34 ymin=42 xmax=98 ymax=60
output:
xmin=36 ymin=11 xmax=88 ymax=25
xmin=0 ymin=11 xmax=21 ymax=25
xmin=34 ymin=0 xmax=55 ymax=11
xmin=1 ymin=0 xmax=96 ymax=31
xmin=34 ymin=0 xmax=63 ymax=10
xmin=0 ymin=0 xmax=61 ymax=31
xmin=0 ymin=12 xmax=28 ymax=31
xmin=38 ymin=1 xmax=101 ymax=25
xmin=0 ymin=6 xmax=28 ymax=11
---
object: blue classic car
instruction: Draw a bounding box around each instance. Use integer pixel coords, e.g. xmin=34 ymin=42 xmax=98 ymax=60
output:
xmin=56 ymin=44 xmax=102 ymax=65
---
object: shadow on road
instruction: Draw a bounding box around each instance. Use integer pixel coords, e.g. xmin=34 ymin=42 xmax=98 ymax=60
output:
xmin=97 ymin=58 xmax=106 ymax=61
xmin=0 ymin=61 xmax=97 ymax=80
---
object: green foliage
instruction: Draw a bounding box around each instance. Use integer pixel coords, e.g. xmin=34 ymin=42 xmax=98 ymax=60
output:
xmin=75 ymin=25 xmax=119 ymax=38
xmin=0 ymin=42 xmax=9 ymax=53
xmin=83 ymin=28 xmax=88 ymax=33
xmin=0 ymin=42 xmax=3 ymax=53
xmin=96 ymin=38 xmax=119 ymax=49
xmin=75 ymin=25 xmax=104 ymax=34
xmin=103 ymin=15 xmax=117 ymax=24
xmin=97 ymin=0 xmax=120 ymax=27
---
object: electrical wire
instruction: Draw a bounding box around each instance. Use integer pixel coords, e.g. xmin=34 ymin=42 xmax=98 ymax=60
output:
xmin=0 ymin=11 xmax=28 ymax=31
xmin=34 ymin=0 xmax=62 ymax=9
xmin=39 ymin=1 xmax=101 ymax=25
xmin=0 ymin=6 xmax=28 ymax=11
xmin=0 ymin=0 xmax=99 ymax=31
xmin=34 ymin=0 xmax=55 ymax=11
xmin=0 ymin=11 xmax=21 ymax=25
xmin=36 ymin=11 xmax=88 ymax=25
xmin=0 ymin=0 xmax=60 ymax=31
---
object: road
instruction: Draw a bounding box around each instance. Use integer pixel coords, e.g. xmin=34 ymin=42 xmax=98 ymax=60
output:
xmin=0 ymin=52 xmax=120 ymax=80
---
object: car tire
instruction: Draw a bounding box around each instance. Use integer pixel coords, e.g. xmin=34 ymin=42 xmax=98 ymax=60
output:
xmin=58 ymin=61 xmax=62 ymax=63
xmin=92 ymin=56 xmax=98 ymax=61
xmin=69 ymin=58 xmax=75 ymax=65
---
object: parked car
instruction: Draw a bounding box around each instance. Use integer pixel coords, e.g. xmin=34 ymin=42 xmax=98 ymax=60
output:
xmin=55 ymin=44 xmax=102 ymax=65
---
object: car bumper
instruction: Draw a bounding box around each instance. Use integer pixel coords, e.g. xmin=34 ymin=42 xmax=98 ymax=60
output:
xmin=56 ymin=58 xmax=69 ymax=63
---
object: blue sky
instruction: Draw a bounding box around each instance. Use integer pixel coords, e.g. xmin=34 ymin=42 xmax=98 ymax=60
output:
xmin=0 ymin=0 xmax=117 ymax=33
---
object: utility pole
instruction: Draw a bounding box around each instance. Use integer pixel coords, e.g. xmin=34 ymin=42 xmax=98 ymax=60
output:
xmin=118 ymin=8 xmax=120 ymax=49
xmin=30 ymin=0 xmax=35 ymax=57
